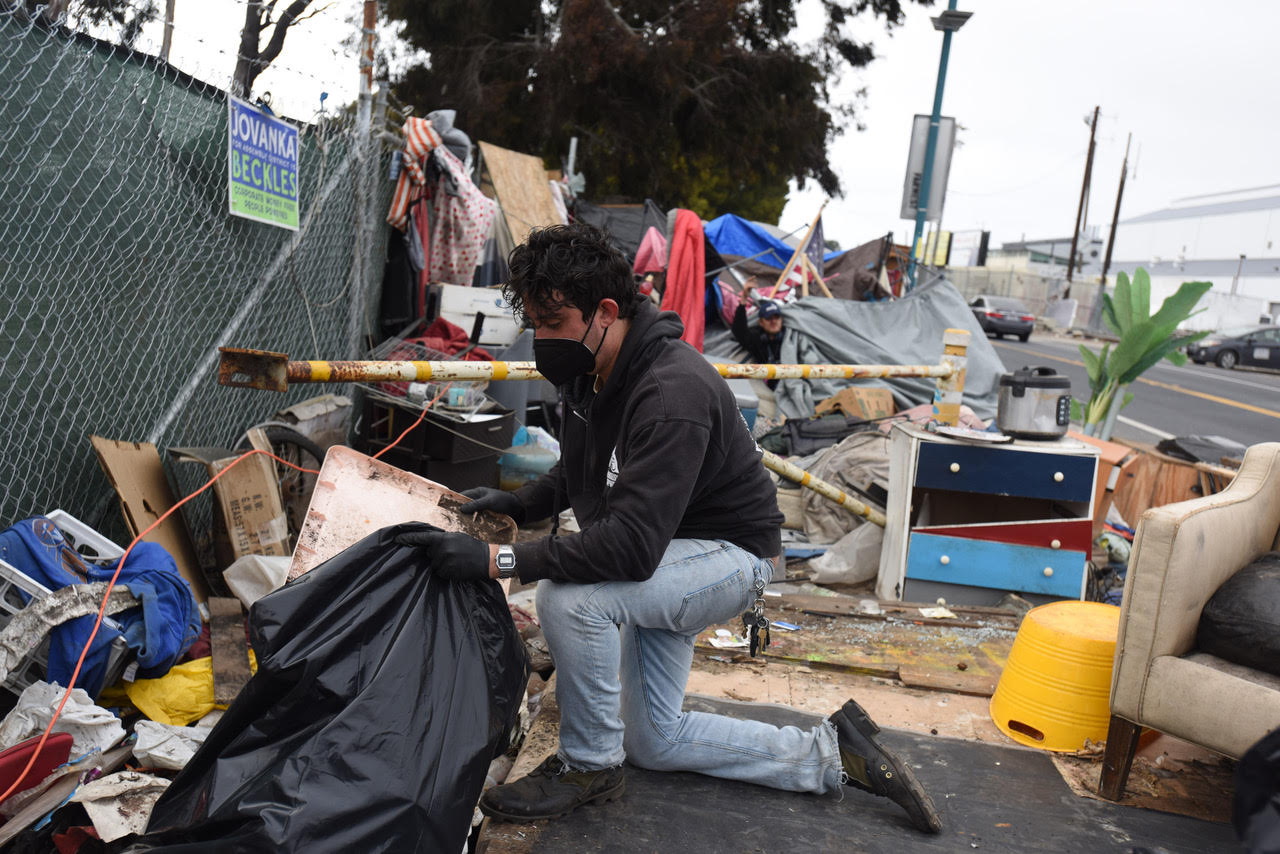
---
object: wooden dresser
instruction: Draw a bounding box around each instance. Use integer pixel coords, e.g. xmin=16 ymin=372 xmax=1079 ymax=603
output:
xmin=876 ymin=423 xmax=1100 ymax=605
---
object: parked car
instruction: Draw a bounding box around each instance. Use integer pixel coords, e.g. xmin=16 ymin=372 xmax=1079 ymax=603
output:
xmin=1187 ymin=324 xmax=1280 ymax=369
xmin=970 ymin=295 xmax=1035 ymax=341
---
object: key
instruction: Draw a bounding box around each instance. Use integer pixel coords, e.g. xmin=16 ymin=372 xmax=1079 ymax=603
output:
xmin=757 ymin=617 xmax=771 ymax=654
xmin=742 ymin=609 xmax=761 ymax=656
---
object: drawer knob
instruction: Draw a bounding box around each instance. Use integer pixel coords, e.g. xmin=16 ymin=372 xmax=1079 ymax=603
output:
xmin=1043 ymin=567 xmax=1054 ymax=577
xmin=1050 ymin=539 xmax=1061 ymax=550
xmin=949 ymin=462 xmax=960 ymax=473
xmin=940 ymin=555 xmax=951 ymax=566
xmin=1053 ymin=471 xmax=1064 ymax=482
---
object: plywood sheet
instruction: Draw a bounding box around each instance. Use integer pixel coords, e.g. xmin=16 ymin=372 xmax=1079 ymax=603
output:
xmin=695 ymin=606 xmax=1015 ymax=690
xmin=89 ymin=435 xmax=209 ymax=603
xmin=1112 ymin=452 xmax=1203 ymax=526
xmin=479 ymin=141 xmax=563 ymax=244
xmin=289 ymin=445 xmax=517 ymax=581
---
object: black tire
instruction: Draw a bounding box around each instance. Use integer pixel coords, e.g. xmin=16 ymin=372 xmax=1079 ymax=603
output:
xmin=234 ymin=427 xmax=326 ymax=549
xmin=1216 ymin=350 xmax=1238 ymax=370
xmin=1018 ymin=332 xmax=1030 ymax=342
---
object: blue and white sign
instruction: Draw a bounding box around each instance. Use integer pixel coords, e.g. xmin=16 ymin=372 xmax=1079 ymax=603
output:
xmin=227 ymin=95 xmax=299 ymax=230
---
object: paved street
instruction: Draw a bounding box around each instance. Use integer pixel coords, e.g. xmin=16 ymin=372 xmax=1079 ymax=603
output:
xmin=986 ymin=334 xmax=1280 ymax=450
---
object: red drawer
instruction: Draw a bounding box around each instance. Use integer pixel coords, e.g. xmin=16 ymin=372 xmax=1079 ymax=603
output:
xmin=911 ymin=518 xmax=1092 ymax=554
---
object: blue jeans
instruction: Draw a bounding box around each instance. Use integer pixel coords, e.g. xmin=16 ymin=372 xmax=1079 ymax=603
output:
xmin=535 ymin=538 xmax=843 ymax=794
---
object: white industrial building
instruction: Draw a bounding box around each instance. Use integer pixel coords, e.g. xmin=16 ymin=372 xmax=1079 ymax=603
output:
xmin=1106 ymin=185 xmax=1280 ymax=329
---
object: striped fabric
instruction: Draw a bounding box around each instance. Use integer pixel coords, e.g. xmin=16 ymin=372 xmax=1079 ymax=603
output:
xmin=386 ymin=118 xmax=443 ymax=230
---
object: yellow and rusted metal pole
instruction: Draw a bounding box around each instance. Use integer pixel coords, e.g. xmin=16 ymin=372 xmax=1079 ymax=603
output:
xmin=218 ymin=347 xmax=955 ymax=393
xmin=929 ymin=328 xmax=970 ymax=426
xmin=761 ymin=449 xmax=886 ymax=527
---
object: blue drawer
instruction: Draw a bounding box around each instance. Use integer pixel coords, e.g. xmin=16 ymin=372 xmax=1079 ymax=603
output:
xmin=905 ymin=532 xmax=1086 ymax=599
xmin=915 ymin=442 xmax=1094 ymax=503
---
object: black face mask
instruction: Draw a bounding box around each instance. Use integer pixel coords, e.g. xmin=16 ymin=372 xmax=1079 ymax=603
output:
xmin=533 ymin=308 xmax=609 ymax=387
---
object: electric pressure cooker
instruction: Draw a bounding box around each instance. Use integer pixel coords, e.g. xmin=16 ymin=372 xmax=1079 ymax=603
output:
xmin=997 ymin=366 xmax=1071 ymax=440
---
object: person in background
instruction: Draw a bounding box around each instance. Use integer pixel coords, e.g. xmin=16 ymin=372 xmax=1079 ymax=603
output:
xmin=394 ymin=223 xmax=942 ymax=836
xmin=731 ymin=282 xmax=785 ymax=366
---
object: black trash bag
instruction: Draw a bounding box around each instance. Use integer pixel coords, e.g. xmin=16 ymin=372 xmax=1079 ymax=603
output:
xmin=1197 ymin=552 xmax=1280 ymax=678
xmin=1236 ymin=727 xmax=1280 ymax=854
xmin=122 ymin=523 xmax=527 ymax=853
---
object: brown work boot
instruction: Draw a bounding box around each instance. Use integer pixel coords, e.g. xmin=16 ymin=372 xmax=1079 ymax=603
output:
xmin=479 ymin=755 xmax=625 ymax=822
xmin=829 ymin=699 xmax=943 ymax=834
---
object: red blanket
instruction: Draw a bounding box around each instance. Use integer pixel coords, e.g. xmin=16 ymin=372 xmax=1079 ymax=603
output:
xmin=659 ymin=209 xmax=706 ymax=352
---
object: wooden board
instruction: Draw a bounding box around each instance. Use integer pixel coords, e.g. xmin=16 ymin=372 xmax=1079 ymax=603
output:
xmin=209 ymin=596 xmax=252 ymax=705
xmin=89 ymin=435 xmax=210 ymax=603
xmin=478 ymin=141 xmax=563 ymax=243
xmin=1112 ymin=452 xmax=1204 ymax=526
xmin=289 ymin=445 xmax=517 ymax=581
xmin=695 ymin=607 xmax=1015 ymax=691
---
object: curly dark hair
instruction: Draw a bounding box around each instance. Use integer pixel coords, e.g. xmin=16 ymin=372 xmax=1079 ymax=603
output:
xmin=503 ymin=222 xmax=641 ymax=325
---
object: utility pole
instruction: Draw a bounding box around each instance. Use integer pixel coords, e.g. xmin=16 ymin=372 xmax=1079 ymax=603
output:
xmin=1100 ymin=132 xmax=1131 ymax=285
xmin=1066 ymin=106 xmax=1099 ymax=296
xmin=348 ymin=0 xmax=379 ymax=358
xmin=160 ymin=0 xmax=176 ymax=62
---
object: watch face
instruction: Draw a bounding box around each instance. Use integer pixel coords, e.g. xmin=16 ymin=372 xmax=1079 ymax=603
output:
xmin=497 ymin=548 xmax=516 ymax=570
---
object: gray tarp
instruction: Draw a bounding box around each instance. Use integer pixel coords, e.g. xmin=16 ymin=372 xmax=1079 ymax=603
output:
xmin=749 ymin=278 xmax=1004 ymax=420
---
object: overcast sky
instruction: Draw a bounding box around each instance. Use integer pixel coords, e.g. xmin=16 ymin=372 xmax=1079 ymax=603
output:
xmin=780 ymin=0 xmax=1280 ymax=250
xmin=151 ymin=1 xmax=1279 ymax=252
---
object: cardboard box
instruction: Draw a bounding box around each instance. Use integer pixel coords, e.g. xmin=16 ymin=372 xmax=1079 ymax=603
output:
xmin=89 ymin=436 xmax=210 ymax=603
xmin=433 ymin=283 xmax=522 ymax=348
xmin=170 ymin=444 xmax=290 ymax=571
xmin=814 ymin=387 xmax=895 ymax=421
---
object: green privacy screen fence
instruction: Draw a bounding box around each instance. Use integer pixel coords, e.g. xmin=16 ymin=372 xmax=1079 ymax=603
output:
xmin=0 ymin=11 xmax=392 ymax=542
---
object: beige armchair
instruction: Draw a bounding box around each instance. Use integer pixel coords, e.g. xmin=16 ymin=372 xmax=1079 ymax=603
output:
xmin=1099 ymin=442 xmax=1280 ymax=800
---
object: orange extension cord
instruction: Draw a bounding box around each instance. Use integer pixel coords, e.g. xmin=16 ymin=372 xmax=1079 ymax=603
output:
xmin=0 ymin=383 xmax=453 ymax=806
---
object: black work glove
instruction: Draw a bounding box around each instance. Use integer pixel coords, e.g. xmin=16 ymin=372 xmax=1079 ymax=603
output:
xmin=458 ymin=486 xmax=526 ymax=525
xmin=395 ymin=529 xmax=491 ymax=582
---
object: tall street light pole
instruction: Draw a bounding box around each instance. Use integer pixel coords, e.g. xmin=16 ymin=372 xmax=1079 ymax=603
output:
xmin=1066 ymin=105 xmax=1099 ymax=296
xmin=908 ymin=1 xmax=971 ymax=291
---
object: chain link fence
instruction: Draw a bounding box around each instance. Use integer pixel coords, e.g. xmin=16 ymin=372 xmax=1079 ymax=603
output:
xmin=943 ymin=267 xmax=1110 ymax=334
xmin=0 ymin=11 xmax=392 ymax=551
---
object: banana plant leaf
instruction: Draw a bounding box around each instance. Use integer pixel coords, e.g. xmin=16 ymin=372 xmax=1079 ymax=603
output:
xmin=1130 ymin=268 xmax=1151 ymax=329
xmin=1113 ymin=271 xmax=1134 ymax=333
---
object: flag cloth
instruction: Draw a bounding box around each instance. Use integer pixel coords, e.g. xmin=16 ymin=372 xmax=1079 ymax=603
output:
xmin=804 ymin=217 xmax=825 ymax=276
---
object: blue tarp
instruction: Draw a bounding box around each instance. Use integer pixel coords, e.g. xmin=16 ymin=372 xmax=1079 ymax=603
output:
xmin=704 ymin=213 xmax=842 ymax=270
xmin=0 ymin=517 xmax=201 ymax=697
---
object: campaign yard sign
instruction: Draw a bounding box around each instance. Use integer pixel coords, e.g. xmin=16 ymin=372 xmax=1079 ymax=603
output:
xmin=227 ymin=95 xmax=299 ymax=230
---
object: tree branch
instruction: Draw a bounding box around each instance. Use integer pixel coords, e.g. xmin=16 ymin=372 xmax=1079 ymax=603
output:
xmin=259 ymin=0 xmax=313 ymax=66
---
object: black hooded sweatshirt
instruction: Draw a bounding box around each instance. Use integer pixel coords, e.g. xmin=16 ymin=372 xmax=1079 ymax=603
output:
xmin=511 ymin=299 xmax=784 ymax=584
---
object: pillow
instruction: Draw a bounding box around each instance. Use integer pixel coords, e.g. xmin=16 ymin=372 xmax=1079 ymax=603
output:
xmin=1197 ymin=552 xmax=1280 ymax=678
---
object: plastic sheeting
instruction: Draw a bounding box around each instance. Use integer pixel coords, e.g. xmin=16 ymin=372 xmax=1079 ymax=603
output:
xmin=767 ymin=279 xmax=1003 ymax=421
xmin=704 ymin=213 xmax=840 ymax=270
xmin=125 ymin=524 xmax=527 ymax=853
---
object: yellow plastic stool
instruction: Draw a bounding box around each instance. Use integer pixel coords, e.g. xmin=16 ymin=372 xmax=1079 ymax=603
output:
xmin=989 ymin=600 xmax=1121 ymax=752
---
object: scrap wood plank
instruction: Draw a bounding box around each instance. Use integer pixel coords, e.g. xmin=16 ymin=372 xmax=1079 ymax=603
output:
xmin=696 ymin=611 xmax=1014 ymax=689
xmin=898 ymin=665 xmax=999 ymax=697
xmin=478 ymin=141 xmax=563 ymax=244
xmin=89 ymin=435 xmax=210 ymax=603
xmin=210 ymin=596 xmax=253 ymax=705
xmin=774 ymin=594 xmax=1019 ymax=628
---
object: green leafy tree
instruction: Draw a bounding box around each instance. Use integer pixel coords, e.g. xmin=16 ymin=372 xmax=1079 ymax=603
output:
xmin=384 ymin=0 xmax=929 ymax=222
xmin=1078 ymin=268 xmax=1211 ymax=437
xmin=10 ymin=0 xmax=158 ymax=47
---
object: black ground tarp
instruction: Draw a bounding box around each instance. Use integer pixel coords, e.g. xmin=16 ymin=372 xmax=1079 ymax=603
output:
xmin=511 ymin=696 xmax=1237 ymax=853
xmin=119 ymin=524 xmax=527 ymax=853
